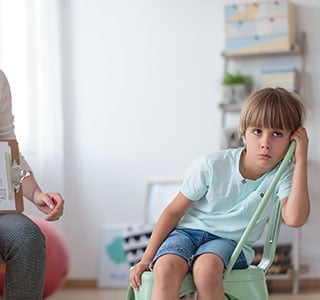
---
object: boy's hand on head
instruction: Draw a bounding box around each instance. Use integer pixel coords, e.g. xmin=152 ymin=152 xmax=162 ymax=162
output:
xmin=290 ymin=127 xmax=309 ymax=162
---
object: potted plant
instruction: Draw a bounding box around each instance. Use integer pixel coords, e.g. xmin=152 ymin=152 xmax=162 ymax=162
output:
xmin=222 ymin=71 xmax=253 ymax=104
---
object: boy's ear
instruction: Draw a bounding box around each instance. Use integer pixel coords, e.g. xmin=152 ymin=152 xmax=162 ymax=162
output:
xmin=241 ymin=134 xmax=246 ymax=145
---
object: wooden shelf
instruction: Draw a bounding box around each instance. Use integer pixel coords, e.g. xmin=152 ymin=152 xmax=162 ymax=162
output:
xmin=267 ymin=269 xmax=293 ymax=280
xmin=219 ymin=102 xmax=242 ymax=112
xmin=222 ymin=31 xmax=306 ymax=59
xmin=222 ymin=47 xmax=301 ymax=59
xmin=266 ymin=264 xmax=309 ymax=282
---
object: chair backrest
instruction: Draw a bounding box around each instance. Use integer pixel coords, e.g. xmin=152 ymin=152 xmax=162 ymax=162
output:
xmin=225 ymin=141 xmax=296 ymax=275
xmin=257 ymin=199 xmax=282 ymax=272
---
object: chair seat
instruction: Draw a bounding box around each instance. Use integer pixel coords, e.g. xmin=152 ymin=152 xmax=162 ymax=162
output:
xmin=179 ymin=266 xmax=268 ymax=300
xmin=223 ymin=265 xmax=266 ymax=282
xmin=223 ymin=266 xmax=269 ymax=300
xmin=126 ymin=266 xmax=269 ymax=300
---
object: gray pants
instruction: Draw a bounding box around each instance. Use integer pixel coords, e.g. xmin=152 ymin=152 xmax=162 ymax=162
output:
xmin=0 ymin=214 xmax=46 ymax=300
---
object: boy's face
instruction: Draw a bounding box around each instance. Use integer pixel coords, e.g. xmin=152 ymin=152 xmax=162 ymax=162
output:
xmin=242 ymin=126 xmax=291 ymax=177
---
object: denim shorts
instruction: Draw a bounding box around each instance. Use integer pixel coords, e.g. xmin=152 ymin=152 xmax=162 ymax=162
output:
xmin=150 ymin=228 xmax=248 ymax=271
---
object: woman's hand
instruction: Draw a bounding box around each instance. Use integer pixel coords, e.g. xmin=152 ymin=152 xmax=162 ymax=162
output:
xmin=33 ymin=190 xmax=65 ymax=221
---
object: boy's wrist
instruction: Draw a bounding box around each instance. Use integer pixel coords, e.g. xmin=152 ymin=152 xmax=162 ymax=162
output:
xmin=294 ymin=156 xmax=308 ymax=166
xmin=140 ymin=258 xmax=152 ymax=265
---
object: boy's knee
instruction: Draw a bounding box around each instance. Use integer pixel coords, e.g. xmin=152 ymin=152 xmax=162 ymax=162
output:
xmin=193 ymin=254 xmax=224 ymax=289
xmin=153 ymin=255 xmax=188 ymax=283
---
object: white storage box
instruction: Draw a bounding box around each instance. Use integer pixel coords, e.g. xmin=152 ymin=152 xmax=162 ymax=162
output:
xmin=98 ymin=225 xmax=130 ymax=288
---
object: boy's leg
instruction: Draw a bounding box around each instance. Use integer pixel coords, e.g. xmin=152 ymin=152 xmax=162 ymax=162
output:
xmin=0 ymin=214 xmax=46 ymax=300
xmin=193 ymin=253 xmax=225 ymax=300
xmin=191 ymin=234 xmax=248 ymax=300
xmin=152 ymin=254 xmax=189 ymax=300
xmin=149 ymin=229 xmax=198 ymax=300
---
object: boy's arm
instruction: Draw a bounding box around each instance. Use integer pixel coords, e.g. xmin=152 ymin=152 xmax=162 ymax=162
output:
xmin=281 ymin=127 xmax=310 ymax=227
xmin=129 ymin=191 xmax=193 ymax=290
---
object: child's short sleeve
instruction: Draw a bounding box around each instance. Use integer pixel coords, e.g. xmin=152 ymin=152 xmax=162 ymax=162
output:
xmin=180 ymin=156 xmax=211 ymax=201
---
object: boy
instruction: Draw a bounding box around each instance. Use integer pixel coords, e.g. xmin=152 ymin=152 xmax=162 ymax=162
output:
xmin=130 ymin=87 xmax=310 ymax=300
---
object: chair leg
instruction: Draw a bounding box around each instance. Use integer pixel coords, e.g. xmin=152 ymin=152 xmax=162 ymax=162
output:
xmin=126 ymin=286 xmax=136 ymax=300
xmin=126 ymin=272 xmax=154 ymax=300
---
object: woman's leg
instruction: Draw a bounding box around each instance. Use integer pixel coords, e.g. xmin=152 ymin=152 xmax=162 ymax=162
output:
xmin=0 ymin=214 xmax=46 ymax=300
xmin=192 ymin=253 xmax=225 ymax=300
xmin=151 ymin=254 xmax=189 ymax=300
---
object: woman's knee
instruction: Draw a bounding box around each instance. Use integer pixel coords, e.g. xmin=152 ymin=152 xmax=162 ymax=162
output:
xmin=16 ymin=218 xmax=45 ymax=255
xmin=0 ymin=214 xmax=45 ymax=259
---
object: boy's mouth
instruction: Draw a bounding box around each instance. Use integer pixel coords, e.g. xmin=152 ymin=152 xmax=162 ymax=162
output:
xmin=258 ymin=153 xmax=272 ymax=159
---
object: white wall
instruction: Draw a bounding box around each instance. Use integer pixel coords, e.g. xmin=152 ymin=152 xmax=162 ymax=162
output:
xmin=60 ymin=0 xmax=320 ymax=279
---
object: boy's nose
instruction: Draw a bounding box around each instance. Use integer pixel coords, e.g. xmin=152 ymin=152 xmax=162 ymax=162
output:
xmin=261 ymin=136 xmax=271 ymax=149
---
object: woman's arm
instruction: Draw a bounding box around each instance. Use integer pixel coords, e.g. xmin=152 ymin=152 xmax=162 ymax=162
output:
xmin=0 ymin=70 xmax=64 ymax=221
xmin=22 ymin=173 xmax=64 ymax=221
xmin=129 ymin=191 xmax=193 ymax=290
xmin=281 ymin=127 xmax=310 ymax=227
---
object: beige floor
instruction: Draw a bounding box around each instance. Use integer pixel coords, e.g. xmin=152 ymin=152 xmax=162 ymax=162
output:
xmin=46 ymin=288 xmax=320 ymax=300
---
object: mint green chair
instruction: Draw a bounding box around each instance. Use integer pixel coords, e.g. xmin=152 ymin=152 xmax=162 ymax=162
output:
xmin=126 ymin=142 xmax=296 ymax=300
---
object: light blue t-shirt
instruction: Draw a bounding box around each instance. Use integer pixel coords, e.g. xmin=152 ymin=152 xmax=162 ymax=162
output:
xmin=177 ymin=147 xmax=293 ymax=264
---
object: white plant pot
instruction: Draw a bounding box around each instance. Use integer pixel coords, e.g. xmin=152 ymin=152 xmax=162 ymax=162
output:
xmin=223 ymin=83 xmax=252 ymax=104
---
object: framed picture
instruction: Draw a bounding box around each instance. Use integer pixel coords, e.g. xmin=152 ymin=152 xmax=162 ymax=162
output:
xmin=122 ymin=180 xmax=182 ymax=268
xmin=144 ymin=180 xmax=182 ymax=224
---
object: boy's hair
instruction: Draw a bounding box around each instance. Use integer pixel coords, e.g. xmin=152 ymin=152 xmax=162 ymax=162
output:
xmin=238 ymin=87 xmax=306 ymax=137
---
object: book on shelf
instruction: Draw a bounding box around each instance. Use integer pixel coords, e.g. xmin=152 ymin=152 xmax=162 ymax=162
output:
xmin=259 ymin=66 xmax=299 ymax=93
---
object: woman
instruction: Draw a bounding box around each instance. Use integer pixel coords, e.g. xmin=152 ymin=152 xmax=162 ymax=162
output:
xmin=0 ymin=69 xmax=65 ymax=300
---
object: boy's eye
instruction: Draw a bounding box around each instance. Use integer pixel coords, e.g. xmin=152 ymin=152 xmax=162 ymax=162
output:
xmin=273 ymin=131 xmax=283 ymax=137
xmin=253 ymin=129 xmax=262 ymax=135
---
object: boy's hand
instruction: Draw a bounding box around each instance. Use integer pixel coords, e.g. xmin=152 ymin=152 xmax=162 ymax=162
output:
xmin=290 ymin=127 xmax=308 ymax=162
xmin=129 ymin=260 xmax=151 ymax=291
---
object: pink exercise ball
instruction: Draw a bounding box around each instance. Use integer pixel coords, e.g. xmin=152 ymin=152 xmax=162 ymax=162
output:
xmin=0 ymin=215 xmax=70 ymax=298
